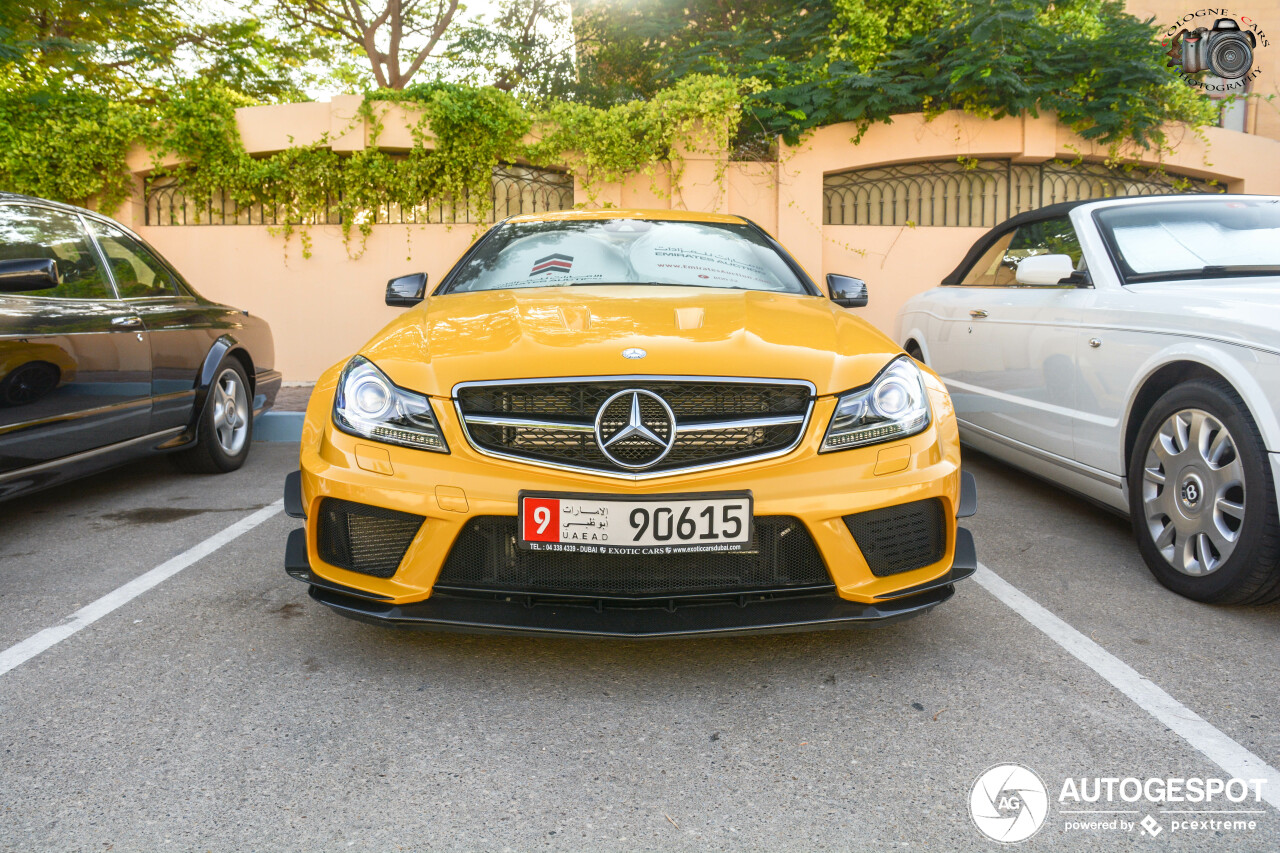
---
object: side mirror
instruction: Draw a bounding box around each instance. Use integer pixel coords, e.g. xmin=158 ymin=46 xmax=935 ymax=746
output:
xmin=385 ymin=272 xmax=427 ymax=307
xmin=827 ymin=274 xmax=868 ymax=308
xmin=1014 ymin=254 xmax=1076 ymax=286
xmin=0 ymin=259 xmax=60 ymax=293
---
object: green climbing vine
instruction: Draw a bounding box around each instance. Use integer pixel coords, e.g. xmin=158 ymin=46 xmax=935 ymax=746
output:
xmin=0 ymin=74 xmax=745 ymax=256
xmin=0 ymin=57 xmax=1223 ymax=259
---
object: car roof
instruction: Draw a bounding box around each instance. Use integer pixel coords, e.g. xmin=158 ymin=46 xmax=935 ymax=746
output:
xmin=939 ymin=193 xmax=1270 ymax=285
xmin=0 ymin=191 xmax=102 ymax=218
xmin=504 ymin=208 xmax=750 ymax=225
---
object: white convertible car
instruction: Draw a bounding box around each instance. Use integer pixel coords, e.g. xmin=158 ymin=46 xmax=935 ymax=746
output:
xmin=897 ymin=195 xmax=1280 ymax=604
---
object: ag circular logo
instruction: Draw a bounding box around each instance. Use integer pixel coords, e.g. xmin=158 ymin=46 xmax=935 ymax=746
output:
xmin=594 ymin=389 xmax=677 ymax=470
xmin=969 ymin=764 xmax=1049 ymax=844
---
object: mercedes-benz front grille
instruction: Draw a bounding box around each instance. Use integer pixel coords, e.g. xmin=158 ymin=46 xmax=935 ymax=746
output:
xmin=454 ymin=377 xmax=815 ymax=476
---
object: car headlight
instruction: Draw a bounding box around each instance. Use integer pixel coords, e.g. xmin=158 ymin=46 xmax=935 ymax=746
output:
xmin=333 ymin=355 xmax=448 ymax=452
xmin=821 ymin=356 xmax=931 ymax=452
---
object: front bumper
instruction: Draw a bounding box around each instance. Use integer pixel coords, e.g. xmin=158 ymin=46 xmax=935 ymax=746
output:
xmin=283 ymin=467 xmax=979 ymax=638
xmin=285 ymin=372 xmax=977 ymax=636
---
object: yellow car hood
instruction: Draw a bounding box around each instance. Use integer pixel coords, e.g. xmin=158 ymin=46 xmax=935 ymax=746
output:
xmin=360 ymin=286 xmax=903 ymax=396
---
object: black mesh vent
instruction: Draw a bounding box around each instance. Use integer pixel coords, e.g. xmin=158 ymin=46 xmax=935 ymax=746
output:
xmin=436 ymin=516 xmax=831 ymax=596
xmin=457 ymin=380 xmax=812 ymax=474
xmin=843 ymin=499 xmax=947 ymax=577
xmin=317 ymin=498 xmax=424 ymax=579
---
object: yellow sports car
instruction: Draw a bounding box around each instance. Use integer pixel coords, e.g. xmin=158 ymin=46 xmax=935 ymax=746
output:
xmin=283 ymin=210 xmax=977 ymax=637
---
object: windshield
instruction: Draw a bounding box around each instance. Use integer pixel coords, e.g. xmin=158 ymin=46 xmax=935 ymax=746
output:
xmin=444 ymin=218 xmax=812 ymax=294
xmin=1096 ymin=198 xmax=1280 ymax=283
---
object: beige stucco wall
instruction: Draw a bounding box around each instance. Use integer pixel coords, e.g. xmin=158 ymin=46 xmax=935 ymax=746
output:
xmin=121 ymin=103 xmax=1280 ymax=380
xmin=137 ymin=224 xmax=478 ymax=380
xmin=795 ymin=113 xmax=1280 ymax=335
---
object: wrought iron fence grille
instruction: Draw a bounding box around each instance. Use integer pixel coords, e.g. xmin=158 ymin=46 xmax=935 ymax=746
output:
xmin=823 ymin=159 xmax=1223 ymax=227
xmin=144 ymin=164 xmax=574 ymax=226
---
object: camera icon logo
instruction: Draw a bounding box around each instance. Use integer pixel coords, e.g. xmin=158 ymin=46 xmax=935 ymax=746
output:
xmin=1168 ymin=17 xmax=1257 ymax=79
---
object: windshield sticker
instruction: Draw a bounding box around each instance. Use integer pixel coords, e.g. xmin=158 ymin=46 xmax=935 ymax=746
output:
xmin=628 ymin=224 xmax=791 ymax=290
xmin=531 ymin=254 xmax=574 ymax=276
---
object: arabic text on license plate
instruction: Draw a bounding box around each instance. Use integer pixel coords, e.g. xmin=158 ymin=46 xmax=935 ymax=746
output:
xmin=518 ymin=491 xmax=753 ymax=554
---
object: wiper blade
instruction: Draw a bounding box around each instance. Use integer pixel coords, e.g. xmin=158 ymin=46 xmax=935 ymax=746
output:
xmin=1126 ymin=265 xmax=1280 ymax=283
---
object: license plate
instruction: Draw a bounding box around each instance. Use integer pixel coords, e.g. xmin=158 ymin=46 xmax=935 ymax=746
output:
xmin=517 ymin=490 xmax=753 ymax=554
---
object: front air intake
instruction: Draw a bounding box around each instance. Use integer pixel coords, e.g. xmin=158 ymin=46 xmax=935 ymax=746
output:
xmin=843 ymin=499 xmax=947 ymax=577
xmin=435 ymin=515 xmax=831 ymax=597
xmin=316 ymin=498 xmax=424 ymax=578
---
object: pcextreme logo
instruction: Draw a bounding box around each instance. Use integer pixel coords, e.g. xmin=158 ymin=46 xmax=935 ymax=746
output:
xmin=968 ymin=763 xmax=1269 ymax=843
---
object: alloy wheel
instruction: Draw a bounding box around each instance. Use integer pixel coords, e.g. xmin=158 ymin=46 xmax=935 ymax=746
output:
xmin=1141 ymin=408 xmax=1246 ymax=576
xmin=212 ymin=367 xmax=250 ymax=457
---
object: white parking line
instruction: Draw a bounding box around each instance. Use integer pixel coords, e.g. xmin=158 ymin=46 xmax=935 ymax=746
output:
xmin=0 ymin=501 xmax=282 ymax=678
xmin=974 ymin=563 xmax=1280 ymax=810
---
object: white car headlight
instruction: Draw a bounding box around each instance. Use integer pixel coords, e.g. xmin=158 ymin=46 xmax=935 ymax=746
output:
xmin=333 ymin=356 xmax=447 ymax=452
xmin=821 ymin=356 xmax=931 ymax=452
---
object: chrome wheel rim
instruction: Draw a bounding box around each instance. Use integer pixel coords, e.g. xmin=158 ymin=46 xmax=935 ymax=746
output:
xmin=1142 ymin=408 xmax=1246 ymax=576
xmin=212 ymin=368 xmax=249 ymax=456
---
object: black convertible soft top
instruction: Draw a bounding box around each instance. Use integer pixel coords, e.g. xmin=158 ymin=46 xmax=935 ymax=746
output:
xmin=939 ymin=199 xmax=1090 ymax=285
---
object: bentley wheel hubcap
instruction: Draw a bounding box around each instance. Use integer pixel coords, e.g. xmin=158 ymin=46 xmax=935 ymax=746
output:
xmin=1142 ymin=408 xmax=1246 ymax=576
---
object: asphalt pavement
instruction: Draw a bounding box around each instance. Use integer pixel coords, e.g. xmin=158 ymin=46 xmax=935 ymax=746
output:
xmin=1 ymin=441 xmax=1277 ymax=852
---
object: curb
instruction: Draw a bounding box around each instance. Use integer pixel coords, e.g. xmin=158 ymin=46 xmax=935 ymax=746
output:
xmin=254 ymin=411 xmax=305 ymax=442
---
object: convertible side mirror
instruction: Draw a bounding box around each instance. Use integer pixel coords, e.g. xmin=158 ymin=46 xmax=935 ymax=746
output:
xmin=1015 ymin=254 xmax=1077 ymax=286
xmin=0 ymin=258 xmax=60 ymax=293
xmin=385 ymin=272 xmax=427 ymax=307
xmin=827 ymin=274 xmax=868 ymax=308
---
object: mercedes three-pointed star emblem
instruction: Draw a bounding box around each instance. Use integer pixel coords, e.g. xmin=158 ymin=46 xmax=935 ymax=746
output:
xmin=593 ymin=389 xmax=677 ymax=469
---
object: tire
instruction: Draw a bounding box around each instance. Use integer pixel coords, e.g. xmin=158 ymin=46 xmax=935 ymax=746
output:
xmin=904 ymin=341 xmax=924 ymax=363
xmin=173 ymin=358 xmax=253 ymax=474
xmin=1127 ymin=379 xmax=1280 ymax=604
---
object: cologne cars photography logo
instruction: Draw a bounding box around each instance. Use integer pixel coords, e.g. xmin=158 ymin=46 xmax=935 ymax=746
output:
xmin=969 ymin=764 xmax=1050 ymax=843
xmin=1163 ymin=9 xmax=1269 ymax=92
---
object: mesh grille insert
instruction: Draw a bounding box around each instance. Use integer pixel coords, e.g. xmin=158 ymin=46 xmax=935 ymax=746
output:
xmin=316 ymin=498 xmax=424 ymax=579
xmin=436 ymin=516 xmax=831 ymax=596
xmin=458 ymin=382 xmax=810 ymax=419
xmin=843 ymin=499 xmax=947 ymax=577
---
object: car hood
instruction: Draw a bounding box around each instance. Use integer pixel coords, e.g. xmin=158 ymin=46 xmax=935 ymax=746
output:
xmin=359 ymin=286 xmax=903 ymax=397
xmin=1123 ymin=280 xmax=1280 ymax=352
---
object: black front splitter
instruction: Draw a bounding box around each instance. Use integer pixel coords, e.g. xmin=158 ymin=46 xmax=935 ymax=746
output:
xmin=307 ymin=582 xmax=955 ymax=639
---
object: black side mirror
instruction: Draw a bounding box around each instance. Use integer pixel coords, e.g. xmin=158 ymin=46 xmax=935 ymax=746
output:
xmin=0 ymin=259 xmax=60 ymax=293
xmin=385 ymin=272 xmax=427 ymax=307
xmin=827 ymin=273 xmax=868 ymax=308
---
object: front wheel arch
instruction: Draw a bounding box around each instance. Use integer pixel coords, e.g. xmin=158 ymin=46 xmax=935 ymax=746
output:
xmin=1123 ymin=362 xmax=1233 ymax=479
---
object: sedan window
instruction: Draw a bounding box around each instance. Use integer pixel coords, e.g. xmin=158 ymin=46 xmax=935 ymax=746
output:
xmin=87 ymin=220 xmax=182 ymax=298
xmin=0 ymin=204 xmax=112 ymax=299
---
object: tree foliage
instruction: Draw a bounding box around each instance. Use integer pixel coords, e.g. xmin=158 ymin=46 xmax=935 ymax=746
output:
xmin=574 ymin=0 xmax=1216 ymax=149
xmin=0 ymin=0 xmax=328 ymax=102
